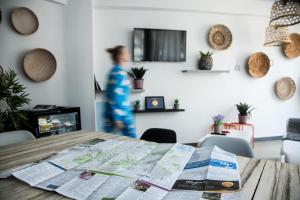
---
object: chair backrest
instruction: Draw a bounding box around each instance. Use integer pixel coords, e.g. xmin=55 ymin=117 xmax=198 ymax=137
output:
xmin=199 ymin=136 xmax=254 ymax=158
xmin=287 ymin=118 xmax=300 ymax=134
xmin=0 ymin=130 xmax=35 ymax=147
xmin=140 ymin=128 xmax=177 ymax=143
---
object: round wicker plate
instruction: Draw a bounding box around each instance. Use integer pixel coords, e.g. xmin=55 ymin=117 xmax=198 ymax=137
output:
xmin=282 ymin=33 xmax=300 ymax=58
xmin=10 ymin=7 xmax=39 ymax=35
xmin=23 ymin=48 xmax=57 ymax=82
xmin=208 ymin=24 xmax=232 ymax=50
xmin=247 ymin=52 xmax=270 ymax=78
xmin=275 ymin=77 xmax=296 ymax=100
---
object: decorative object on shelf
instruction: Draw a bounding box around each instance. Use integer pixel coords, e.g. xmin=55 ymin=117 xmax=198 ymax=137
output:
xmin=208 ymin=24 xmax=232 ymax=50
xmin=236 ymin=103 xmax=254 ymax=124
xmin=134 ymin=100 xmax=141 ymax=111
xmin=263 ymin=25 xmax=291 ymax=46
xmin=173 ymin=99 xmax=179 ymax=110
xmin=0 ymin=67 xmax=31 ymax=132
xmin=128 ymin=67 xmax=148 ymax=89
xmin=269 ymin=0 xmax=300 ymax=27
xmin=212 ymin=114 xmax=224 ymax=134
xmin=247 ymin=52 xmax=270 ymax=78
xmin=198 ymin=51 xmax=213 ymax=70
xmin=145 ymin=96 xmax=165 ymax=110
xmin=94 ymin=75 xmax=102 ymax=92
xmin=10 ymin=7 xmax=39 ymax=35
xmin=23 ymin=48 xmax=57 ymax=82
xmin=275 ymin=77 xmax=296 ymax=100
xmin=282 ymin=33 xmax=300 ymax=58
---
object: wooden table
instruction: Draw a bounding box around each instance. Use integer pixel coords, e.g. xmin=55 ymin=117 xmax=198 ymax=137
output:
xmin=0 ymin=131 xmax=299 ymax=200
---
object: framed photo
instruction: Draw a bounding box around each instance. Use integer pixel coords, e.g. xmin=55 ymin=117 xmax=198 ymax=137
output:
xmin=145 ymin=96 xmax=165 ymax=110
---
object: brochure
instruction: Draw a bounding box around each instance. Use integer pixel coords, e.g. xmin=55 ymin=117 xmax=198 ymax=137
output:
xmin=172 ymin=146 xmax=241 ymax=191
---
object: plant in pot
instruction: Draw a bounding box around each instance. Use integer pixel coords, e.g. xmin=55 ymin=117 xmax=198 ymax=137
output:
xmin=173 ymin=99 xmax=179 ymax=110
xmin=0 ymin=66 xmax=31 ymax=132
xmin=236 ymin=103 xmax=254 ymax=124
xmin=134 ymin=100 xmax=141 ymax=111
xmin=198 ymin=51 xmax=213 ymax=70
xmin=128 ymin=67 xmax=148 ymax=89
xmin=212 ymin=114 xmax=224 ymax=134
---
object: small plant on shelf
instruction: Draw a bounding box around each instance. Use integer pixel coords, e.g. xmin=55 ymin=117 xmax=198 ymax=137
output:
xmin=212 ymin=114 xmax=224 ymax=133
xmin=198 ymin=51 xmax=213 ymax=70
xmin=236 ymin=102 xmax=254 ymax=124
xmin=0 ymin=66 xmax=31 ymax=132
xmin=174 ymin=99 xmax=179 ymax=110
xmin=134 ymin=100 xmax=141 ymax=111
xmin=128 ymin=67 xmax=148 ymax=89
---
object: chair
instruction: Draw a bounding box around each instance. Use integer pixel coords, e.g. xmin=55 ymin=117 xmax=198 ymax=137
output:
xmin=199 ymin=135 xmax=254 ymax=158
xmin=0 ymin=130 xmax=36 ymax=147
xmin=140 ymin=128 xmax=177 ymax=143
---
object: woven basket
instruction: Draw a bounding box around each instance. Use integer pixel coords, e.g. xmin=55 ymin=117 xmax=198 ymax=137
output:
xmin=270 ymin=0 xmax=300 ymax=27
xmin=275 ymin=77 xmax=296 ymax=100
xmin=247 ymin=52 xmax=270 ymax=78
xmin=23 ymin=48 xmax=57 ymax=82
xmin=282 ymin=33 xmax=300 ymax=58
xmin=10 ymin=7 xmax=39 ymax=35
xmin=208 ymin=24 xmax=232 ymax=50
xmin=264 ymin=26 xmax=291 ymax=46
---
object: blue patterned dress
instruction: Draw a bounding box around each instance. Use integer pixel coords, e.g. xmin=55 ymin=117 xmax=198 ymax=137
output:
xmin=103 ymin=64 xmax=137 ymax=138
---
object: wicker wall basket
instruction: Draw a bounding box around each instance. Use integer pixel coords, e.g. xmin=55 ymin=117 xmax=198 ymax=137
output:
xmin=275 ymin=77 xmax=296 ymax=100
xmin=282 ymin=33 xmax=300 ymax=58
xmin=23 ymin=48 xmax=57 ymax=82
xmin=208 ymin=24 xmax=232 ymax=50
xmin=10 ymin=7 xmax=39 ymax=35
xmin=247 ymin=52 xmax=271 ymax=78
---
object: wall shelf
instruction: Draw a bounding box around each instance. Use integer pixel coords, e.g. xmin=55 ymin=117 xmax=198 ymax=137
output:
xmin=96 ymin=89 xmax=145 ymax=94
xmin=133 ymin=109 xmax=185 ymax=113
xmin=182 ymin=69 xmax=230 ymax=73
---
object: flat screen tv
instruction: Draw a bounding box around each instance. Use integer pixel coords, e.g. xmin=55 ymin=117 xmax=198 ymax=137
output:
xmin=133 ymin=28 xmax=186 ymax=62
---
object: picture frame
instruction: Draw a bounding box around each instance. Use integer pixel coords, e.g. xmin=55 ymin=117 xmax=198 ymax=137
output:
xmin=145 ymin=96 xmax=165 ymax=110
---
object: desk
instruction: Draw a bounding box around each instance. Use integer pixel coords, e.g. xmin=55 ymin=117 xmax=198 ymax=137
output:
xmin=0 ymin=131 xmax=299 ymax=200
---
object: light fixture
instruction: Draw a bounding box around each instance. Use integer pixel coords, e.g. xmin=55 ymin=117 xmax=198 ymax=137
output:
xmin=270 ymin=0 xmax=300 ymax=27
xmin=264 ymin=25 xmax=291 ymax=46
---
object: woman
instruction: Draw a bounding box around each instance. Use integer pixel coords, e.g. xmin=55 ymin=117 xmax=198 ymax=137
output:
xmin=104 ymin=45 xmax=137 ymax=138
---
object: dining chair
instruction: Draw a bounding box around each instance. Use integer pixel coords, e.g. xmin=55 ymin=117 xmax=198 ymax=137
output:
xmin=140 ymin=128 xmax=177 ymax=143
xmin=199 ymin=135 xmax=254 ymax=158
xmin=0 ymin=130 xmax=36 ymax=147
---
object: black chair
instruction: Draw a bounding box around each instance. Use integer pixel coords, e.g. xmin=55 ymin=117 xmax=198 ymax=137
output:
xmin=140 ymin=128 xmax=177 ymax=143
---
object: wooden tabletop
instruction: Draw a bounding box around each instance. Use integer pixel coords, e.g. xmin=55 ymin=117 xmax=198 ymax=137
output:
xmin=0 ymin=131 xmax=299 ymax=200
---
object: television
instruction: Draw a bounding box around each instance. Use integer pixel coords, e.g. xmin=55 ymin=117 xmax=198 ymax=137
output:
xmin=133 ymin=28 xmax=186 ymax=62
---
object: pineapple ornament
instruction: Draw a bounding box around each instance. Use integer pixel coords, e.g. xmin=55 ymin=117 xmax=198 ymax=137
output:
xmin=198 ymin=51 xmax=213 ymax=70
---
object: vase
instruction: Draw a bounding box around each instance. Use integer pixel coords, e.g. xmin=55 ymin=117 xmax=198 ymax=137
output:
xmin=174 ymin=103 xmax=179 ymax=110
xmin=238 ymin=114 xmax=248 ymax=124
xmin=198 ymin=55 xmax=213 ymax=70
xmin=213 ymin=124 xmax=223 ymax=134
xmin=133 ymin=79 xmax=144 ymax=89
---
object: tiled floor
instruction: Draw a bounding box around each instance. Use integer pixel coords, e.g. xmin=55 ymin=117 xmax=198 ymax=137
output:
xmin=253 ymin=140 xmax=282 ymax=160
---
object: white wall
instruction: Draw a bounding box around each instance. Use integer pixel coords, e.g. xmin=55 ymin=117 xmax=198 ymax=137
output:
xmin=0 ymin=0 xmax=68 ymax=106
xmin=0 ymin=0 xmax=95 ymax=131
xmin=93 ymin=0 xmax=300 ymax=143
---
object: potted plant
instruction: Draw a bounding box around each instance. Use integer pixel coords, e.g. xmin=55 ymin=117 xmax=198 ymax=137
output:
xmin=236 ymin=102 xmax=254 ymax=124
xmin=174 ymin=99 xmax=179 ymax=110
xmin=134 ymin=100 xmax=141 ymax=111
xmin=128 ymin=67 xmax=148 ymax=89
xmin=198 ymin=51 xmax=213 ymax=70
xmin=0 ymin=67 xmax=30 ymax=132
xmin=212 ymin=114 xmax=224 ymax=134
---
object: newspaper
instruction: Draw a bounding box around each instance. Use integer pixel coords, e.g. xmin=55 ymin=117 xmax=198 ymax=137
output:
xmin=116 ymin=180 xmax=168 ymax=200
xmin=172 ymin=146 xmax=241 ymax=191
xmin=12 ymin=162 xmax=65 ymax=186
xmin=55 ymin=172 xmax=109 ymax=200
xmin=140 ymin=143 xmax=195 ymax=190
xmin=86 ymin=175 xmax=136 ymax=200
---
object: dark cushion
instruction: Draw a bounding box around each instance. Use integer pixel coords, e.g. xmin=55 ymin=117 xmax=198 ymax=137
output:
xmin=287 ymin=118 xmax=300 ymax=135
xmin=140 ymin=128 xmax=177 ymax=143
